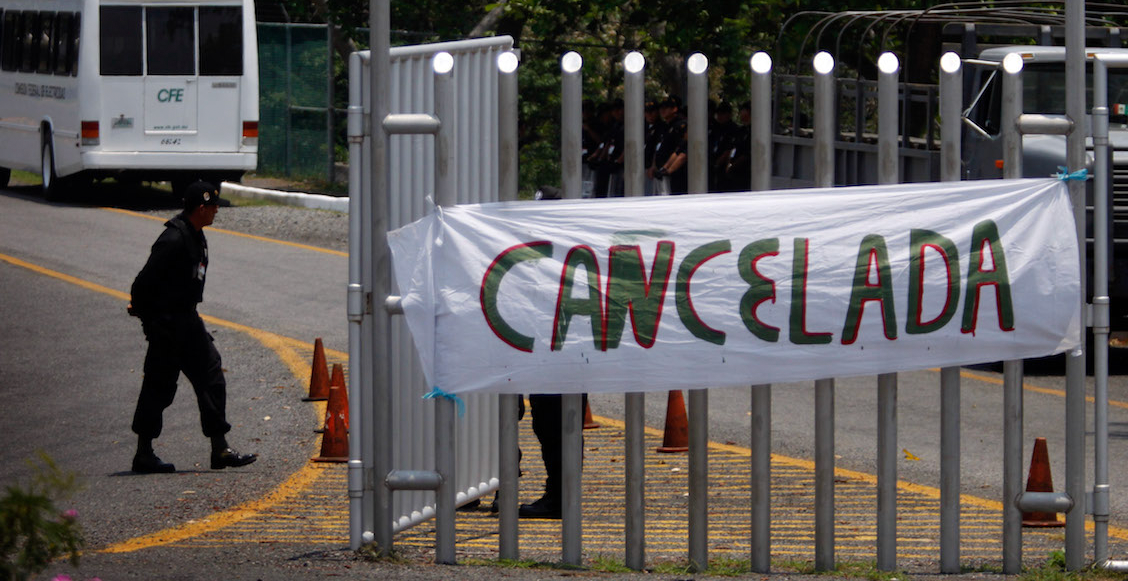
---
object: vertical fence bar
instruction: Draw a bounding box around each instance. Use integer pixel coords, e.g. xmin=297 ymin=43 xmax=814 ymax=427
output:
xmin=685 ymin=52 xmax=710 ymax=573
xmin=561 ymin=52 xmax=583 ymax=200
xmin=749 ymin=50 xmax=773 ymax=575
xmin=367 ymin=0 xmax=393 ymax=556
xmin=561 ymin=393 xmax=583 ymax=565
xmin=496 ymin=49 xmax=520 ymax=562
xmin=875 ymin=52 xmax=900 ymax=572
xmin=622 ymin=49 xmax=647 ymax=572
xmin=812 ymin=50 xmax=836 ymax=572
xmin=1000 ymin=52 xmax=1024 ymax=575
xmin=431 ymin=51 xmax=457 ymax=566
xmin=938 ymin=50 xmax=963 ymax=574
xmin=688 ymin=387 xmax=709 ymax=572
xmin=750 ymin=52 xmax=772 ymax=192
xmin=624 ymin=393 xmax=646 ymax=569
xmin=497 ymin=52 xmax=519 ymax=203
xmin=687 ymin=53 xmax=709 ymax=195
xmin=1064 ymin=0 xmax=1088 ymax=569
xmin=1092 ymin=54 xmax=1113 ymax=565
xmin=346 ymin=51 xmax=367 ymax=551
xmin=559 ymin=52 xmax=585 ymax=567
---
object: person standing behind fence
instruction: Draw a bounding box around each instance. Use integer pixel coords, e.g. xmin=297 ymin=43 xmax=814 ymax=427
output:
xmin=710 ymin=102 xmax=739 ymax=192
xmin=643 ymin=100 xmax=664 ymax=195
xmin=719 ymin=101 xmax=753 ymax=192
xmin=127 ymin=181 xmax=258 ymax=474
xmin=649 ymin=96 xmax=686 ymax=195
xmin=520 ymin=394 xmax=588 ymax=519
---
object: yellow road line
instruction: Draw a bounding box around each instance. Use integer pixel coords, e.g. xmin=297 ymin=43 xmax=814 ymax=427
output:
xmin=6 ymin=248 xmax=1128 ymax=553
xmin=0 ymin=251 xmax=336 ymax=552
xmin=594 ymin=411 xmax=1128 ymax=542
xmin=959 ymin=367 xmax=1128 ymax=410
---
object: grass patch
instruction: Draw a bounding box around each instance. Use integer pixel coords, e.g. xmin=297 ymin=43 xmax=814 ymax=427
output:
xmin=355 ymin=543 xmax=410 ymax=564
xmin=226 ymin=196 xmax=278 ymax=208
xmin=1017 ymin=550 xmax=1125 ymax=581
xmin=773 ymin=558 xmax=909 ymax=581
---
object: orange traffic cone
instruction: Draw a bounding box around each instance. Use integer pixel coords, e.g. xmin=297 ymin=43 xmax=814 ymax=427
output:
xmin=583 ymin=398 xmax=600 ymax=429
xmin=657 ymin=390 xmax=689 ymax=453
xmin=330 ymin=363 xmax=349 ymax=431
xmin=1022 ymin=437 xmax=1064 ymax=527
xmin=314 ymin=364 xmax=349 ymax=434
xmin=313 ymin=367 xmax=349 ymax=463
xmin=303 ymin=338 xmax=330 ymax=402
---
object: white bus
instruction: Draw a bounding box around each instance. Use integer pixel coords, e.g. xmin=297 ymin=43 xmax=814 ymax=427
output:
xmin=0 ymin=0 xmax=258 ymax=199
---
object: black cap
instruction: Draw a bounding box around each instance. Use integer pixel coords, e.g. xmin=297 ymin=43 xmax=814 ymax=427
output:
xmin=660 ymin=95 xmax=682 ymax=110
xmin=183 ymin=181 xmax=220 ymax=210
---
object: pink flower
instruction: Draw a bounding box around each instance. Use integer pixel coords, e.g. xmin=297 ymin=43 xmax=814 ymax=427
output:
xmin=52 ymin=575 xmax=73 ymax=581
xmin=61 ymin=509 xmax=78 ymax=521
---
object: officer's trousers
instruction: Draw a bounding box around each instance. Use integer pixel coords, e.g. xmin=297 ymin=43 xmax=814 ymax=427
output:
xmin=132 ymin=311 xmax=231 ymax=439
xmin=528 ymin=393 xmax=586 ymax=502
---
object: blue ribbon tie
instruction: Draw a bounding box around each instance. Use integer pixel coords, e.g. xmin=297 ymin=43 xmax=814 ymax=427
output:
xmin=423 ymin=386 xmax=466 ymax=417
xmin=1054 ymin=167 xmax=1089 ymax=181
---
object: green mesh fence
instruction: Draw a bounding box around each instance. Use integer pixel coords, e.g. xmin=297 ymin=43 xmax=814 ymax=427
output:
xmin=257 ymin=23 xmax=330 ymax=179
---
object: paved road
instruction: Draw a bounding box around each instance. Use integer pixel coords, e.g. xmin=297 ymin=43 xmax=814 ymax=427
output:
xmin=4 ymin=183 xmax=1128 ymax=579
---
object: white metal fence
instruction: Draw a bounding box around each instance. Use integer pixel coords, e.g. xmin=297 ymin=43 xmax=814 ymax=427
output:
xmin=346 ymin=35 xmax=513 ymax=540
xmin=350 ymin=0 xmax=1119 ymax=573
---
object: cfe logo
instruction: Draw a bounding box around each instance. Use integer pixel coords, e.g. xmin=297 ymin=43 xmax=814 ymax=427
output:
xmin=157 ymin=88 xmax=184 ymax=102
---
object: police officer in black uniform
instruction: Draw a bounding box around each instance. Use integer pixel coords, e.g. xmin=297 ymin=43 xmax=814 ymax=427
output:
xmin=128 ymin=181 xmax=257 ymax=474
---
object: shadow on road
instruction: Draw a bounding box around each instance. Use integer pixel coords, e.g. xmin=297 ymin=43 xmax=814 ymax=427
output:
xmin=4 ymin=178 xmax=203 ymax=211
xmin=970 ymin=341 xmax=1128 ymax=377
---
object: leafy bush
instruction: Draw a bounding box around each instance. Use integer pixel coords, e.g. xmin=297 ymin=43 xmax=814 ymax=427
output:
xmin=0 ymin=452 xmax=84 ymax=581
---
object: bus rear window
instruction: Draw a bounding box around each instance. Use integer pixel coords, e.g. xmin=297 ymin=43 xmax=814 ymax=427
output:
xmin=146 ymin=7 xmax=195 ymax=75
xmin=200 ymin=7 xmax=242 ymax=76
xmin=100 ymin=6 xmax=141 ymax=75
xmin=0 ymin=11 xmax=18 ymax=72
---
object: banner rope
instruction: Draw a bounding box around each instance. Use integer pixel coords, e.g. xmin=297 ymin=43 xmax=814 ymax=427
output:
xmin=1054 ymin=167 xmax=1089 ymax=181
xmin=423 ymin=386 xmax=466 ymax=417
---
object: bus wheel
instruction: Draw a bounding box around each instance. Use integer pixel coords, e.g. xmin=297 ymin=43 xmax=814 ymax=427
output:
xmin=41 ymin=141 xmax=66 ymax=202
xmin=0 ymin=167 xmax=9 ymax=188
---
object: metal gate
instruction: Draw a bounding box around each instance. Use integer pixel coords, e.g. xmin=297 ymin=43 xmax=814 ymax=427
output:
xmin=350 ymin=0 xmax=1120 ymax=573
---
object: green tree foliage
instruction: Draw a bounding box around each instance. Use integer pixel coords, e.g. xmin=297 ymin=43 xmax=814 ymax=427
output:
xmin=272 ymin=0 xmax=1127 ymax=193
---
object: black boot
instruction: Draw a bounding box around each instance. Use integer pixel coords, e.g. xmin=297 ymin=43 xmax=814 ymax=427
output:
xmin=518 ymin=494 xmax=561 ymax=519
xmin=211 ymin=447 xmax=258 ymax=469
xmin=132 ymin=450 xmax=175 ymax=474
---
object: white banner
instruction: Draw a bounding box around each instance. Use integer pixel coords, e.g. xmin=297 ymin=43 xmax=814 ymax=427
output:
xmin=387 ymin=178 xmax=1081 ymax=395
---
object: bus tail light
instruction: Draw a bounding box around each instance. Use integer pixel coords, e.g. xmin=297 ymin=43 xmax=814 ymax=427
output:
xmin=81 ymin=121 xmax=99 ymax=146
xmin=242 ymin=121 xmax=258 ymax=146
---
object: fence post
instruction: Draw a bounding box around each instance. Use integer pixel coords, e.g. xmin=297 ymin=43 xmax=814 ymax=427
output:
xmin=496 ymin=49 xmax=521 ymax=562
xmin=365 ymin=0 xmax=394 ymax=557
xmin=749 ymin=50 xmax=773 ymax=575
xmin=685 ymin=52 xmax=711 ymax=573
xmin=875 ymin=51 xmax=900 ymax=573
xmin=938 ymin=50 xmax=964 ymax=575
xmin=1063 ymin=1 xmax=1088 ymax=569
xmin=561 ymin=393 xmax=584 ymax=565
xmin=559 ymin=51 xmax=585 ymax=567
xmin=1092 ymin=54 xmax=1117 ymax=566
xmin=431 ymin=51 xmax=458 ymax=565
xmin=622 ymin=49 xmax=648 ymax=572
xmin=1000 ymin=52 xmax=1024 ymax=575
xmin=346 ymin=50 xmax=367 ymax=551
xmin=561 ymin=52 xmax=583 ymax=201
xmin=812 ymin=50 xmax=837 ymax=572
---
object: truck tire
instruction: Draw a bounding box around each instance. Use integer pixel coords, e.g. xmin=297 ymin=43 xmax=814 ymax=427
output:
xmin=41 ymin=140 xmax=66 ymax=202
